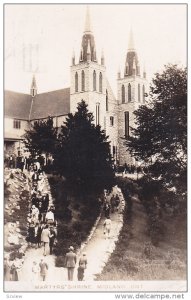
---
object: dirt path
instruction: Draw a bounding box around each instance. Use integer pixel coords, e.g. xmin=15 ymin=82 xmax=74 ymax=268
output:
xmin=18 ymin=185 xmax=125 ymax=283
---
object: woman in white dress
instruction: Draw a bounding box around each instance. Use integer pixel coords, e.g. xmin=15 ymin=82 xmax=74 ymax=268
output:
xmin=31 ymin=261 xmax=40 ymax=282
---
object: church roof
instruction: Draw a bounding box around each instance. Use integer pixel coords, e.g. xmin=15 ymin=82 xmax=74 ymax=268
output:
xmin=4 ymin=88 xmax=70 ymax=121
xmin=4 ymin=90 xmax=32 ymax=120
xmin=30 ymin=88 xmax=70 ymax=120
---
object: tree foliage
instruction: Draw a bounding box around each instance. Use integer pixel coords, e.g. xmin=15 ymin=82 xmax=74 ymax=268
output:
xmin=126 ymin=64 xmax=187 ymax=194
xmin=54 ymin=100 xmax=115 ymax=194
xmin=24 ymin=117 xmax=58 ymax=157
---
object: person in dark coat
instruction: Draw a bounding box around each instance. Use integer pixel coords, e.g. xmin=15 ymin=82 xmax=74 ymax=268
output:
xmin=32 ymin=172 xmax=39 ymax=183
xmin=49 ymin=227 xmax=56 ymax=255
xmin=31 ymin=195 xmax=39 ymax=208
xmin=41 ymin=196 xmax=48 ymax=222
xmin=36 ymin=223 xmax=43 ymax=248
xmin=28 ymin=221 xmax=36 ymax=246
xmin=104 ymin=202 xmax=111 ymax=218
xmin=44 ymin=194 xmax=49 ymax=211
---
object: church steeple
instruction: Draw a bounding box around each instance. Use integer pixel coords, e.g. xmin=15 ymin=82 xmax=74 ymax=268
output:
xmin=79 ymin=6 xmax=97 ymax=63
xmin=87 ymin=39 xmax=91 ymax=61
xmin=128 ymin=28 xmax=135 ymax=51
xmin=30 ymin=74 xmax=37 ymax=97
xmin=72 ymin=49 xmax=75 ymax=65
xmin=84 ymin=5 xmax=92 ymax=34
xmin=101 ymin=49 xmax=105 ymax=65
xmin=124 ymin=28 xmax=140 ymax=77
xmin=143 ymin=63 xmax=147 ymax=78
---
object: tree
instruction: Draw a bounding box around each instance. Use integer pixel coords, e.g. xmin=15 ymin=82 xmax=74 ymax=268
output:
xmin=126 ymin=64 xmax=187 ymax=195
xmin=24 ymin=116 xmax=58 ymax=158
xmin=54 ymin=100 xmax=114 ymax=195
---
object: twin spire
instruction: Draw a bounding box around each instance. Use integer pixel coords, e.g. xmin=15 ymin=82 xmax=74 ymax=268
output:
xmin=73 ymin=7 xmax=146 ymax=77
xmin=128 ymin=27 xmax=135 ymax=51
xmin=123 ymin=28 xmax=146 ymax=78
xmin=72 ymin=6 xmax=104 ymax=65
xmin=84 ymin=5 xmax=92 ymax=33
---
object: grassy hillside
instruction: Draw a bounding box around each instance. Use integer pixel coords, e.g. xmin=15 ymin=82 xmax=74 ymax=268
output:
xmin=96 ymin=178 xmax=186 ymax=281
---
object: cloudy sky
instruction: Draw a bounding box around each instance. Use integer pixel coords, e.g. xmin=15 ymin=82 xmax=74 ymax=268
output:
xmin=4 ymin=4 xmax=187 ymax=97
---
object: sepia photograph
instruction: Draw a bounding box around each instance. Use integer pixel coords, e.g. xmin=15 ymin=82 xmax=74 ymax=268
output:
xmin=3 ymin=3 xmax=187 ymax=293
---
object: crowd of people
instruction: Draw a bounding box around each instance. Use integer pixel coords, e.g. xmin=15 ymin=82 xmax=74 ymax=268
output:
xmin=115 ymin=163 xmax=144 ymax=175
xmin=4 ymin=153 xmax=54 ymax=172
xmin=101 ymin=188 xmax=121 ymax=239
xmin=4 ymin=156 xmax=57 ymax=282
xmin=4 ymin=153 xmax=123 ymax=282
xmin=27 ymin=160 xmax=57 ymax=256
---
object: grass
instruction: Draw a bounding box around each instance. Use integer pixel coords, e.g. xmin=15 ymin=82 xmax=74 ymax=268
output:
xmin=96 ymin=176 xmax=187 ymax=281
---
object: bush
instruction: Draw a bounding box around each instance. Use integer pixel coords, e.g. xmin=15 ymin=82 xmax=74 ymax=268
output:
xmin=48 ymin=175 xmax=101 ymax=265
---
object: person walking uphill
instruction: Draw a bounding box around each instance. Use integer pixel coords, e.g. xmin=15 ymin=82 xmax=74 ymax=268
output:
xmin=41 ymin=225 xmax=50 ymax=256
xmin=39 ymin=258 xmax=49 ymax=281
xmin=103 ymin=216 xmax=112 ymax=239
xmin=77 ymin=253 xmax=87 ymax=281
xmin=65 ymin=246 xmax=77 ymax=281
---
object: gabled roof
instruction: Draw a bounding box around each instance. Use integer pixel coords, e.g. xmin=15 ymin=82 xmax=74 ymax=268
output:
xmin=30 ymin=88 xmax=70 ymax=120
xmin=4 ymin=88 xmax=70 ymax=121
xmin=4 ymin=90 xmax=32 ymax=120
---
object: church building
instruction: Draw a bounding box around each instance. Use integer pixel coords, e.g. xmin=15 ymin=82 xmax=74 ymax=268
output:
xmin=4 ymin=7 xmax=148 ymax=166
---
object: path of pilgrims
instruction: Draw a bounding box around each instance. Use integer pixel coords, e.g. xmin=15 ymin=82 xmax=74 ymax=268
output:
xmin=17 ymin=172 xmax=125 ymax=282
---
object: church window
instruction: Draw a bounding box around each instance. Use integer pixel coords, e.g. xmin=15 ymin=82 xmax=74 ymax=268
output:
xmin=99 ymin=72 xmax=103 ymax=93
xmin=106 ymin=89 xmax=108 ymax=111
xmin=122 ymin=85 xmax=125 ymax=103
xmin=143 ymin=85 xmax=145 ymax=103
xmin=81 ymin=70 xmax=85 ymax=91
xmin=113 ymin=145 xmax=116 ymax=156
xmin=110 ymin=116 xmax=114 ymax=126
xmin=138 ymin=84 xmax=140 ymax=102
xmin=128 ymin=83 xmax=131 ymax=102
xmin=75 ymin=72 xmax=78 ymax=92
xmin=104 ymin=116 xmax=106 ymax=133
xmin=13 ymin=119 xmax=21 ymax=129
xmin=124 ymin=111 xmax=129 ymax=138
xmin=93 ymin=70 xmax=96 ymax=91
xmin=96 ymin=103 xmax=100 ymax=125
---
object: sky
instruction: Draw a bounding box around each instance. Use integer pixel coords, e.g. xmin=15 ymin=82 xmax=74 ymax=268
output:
xmin=4 ymin=4 xmax=187 ymax=97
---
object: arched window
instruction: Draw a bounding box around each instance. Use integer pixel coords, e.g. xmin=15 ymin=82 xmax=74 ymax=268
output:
xmin=93 ymin=70 xmax=96 ymax=91
xmin=106 ymin=89 xmax=108 ymax=111
xmin=122 ymin=85 xmax=125 ymax=103
xmin=81 ymin=70 xmax=85 ymax=91
xmin=96 ymin=103 xmax=100 ymax=126
xmin=125 ymin=111 xmax=129 ymax=138
xmin=99 ymin=72 xmax=102 ymax=93
xmin=138 ymin=84 xmax=140 ymax=102
xmin=75 ymin=72 xmax=78 ymax=92
xmin=143 ymin=85 xmax=145 ymax=103
xmin=128 ymin=83 xmax=131 ymax=102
